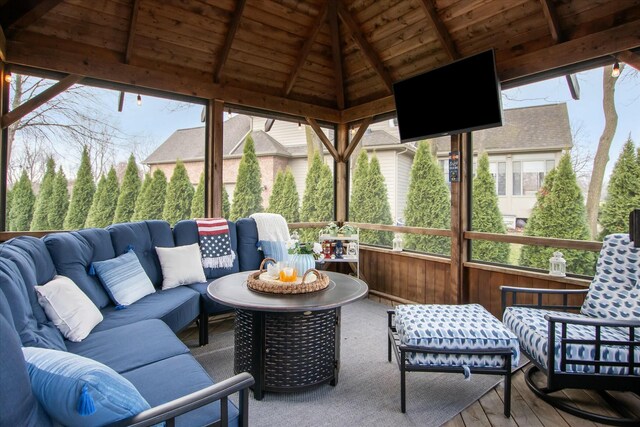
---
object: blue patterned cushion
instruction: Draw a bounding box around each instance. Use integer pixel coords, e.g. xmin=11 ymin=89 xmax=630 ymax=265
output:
xmin=92 ymin=251 xmax=155 ymax=307
xmin=503 ymin=306 xmax=639 ymax=375
xmin=394 ymin=304 xmax=520 ymax=368
xmin=23 ymin=346 xmax=151 ymax=426
xmin=259 ymin=240 xmax=289 ymax=262
xmin=581 ymin=234 xmax=640 ymax=319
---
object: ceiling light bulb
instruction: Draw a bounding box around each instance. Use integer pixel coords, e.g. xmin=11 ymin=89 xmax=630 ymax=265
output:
xmin=136 ymin=94 xmax=142 ymax=106
xmin=611 ymin=61 xmax=621 ymax=78
xmin=4 ymin=74 xmax=11 ymax=83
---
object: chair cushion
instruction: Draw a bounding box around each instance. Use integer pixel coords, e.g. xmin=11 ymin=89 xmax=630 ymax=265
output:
xmin=23 ymin=346 xmax=151 ymax=426
xmin=394 ymin=304 xmax=520 ymax=368
xmin=66 ymin=319 xmax=189 ymax=374
xmin=503 ymin=306 xmax=640 ymax=375
xmin=108 ymin=220 xmax=175 ymax=288
xmin=0 ymin=258 xmax=65 ymax=350
xmin=156 ymin=243 xmax=206 ymax=290
xmin=92 ymin=251 xmax=156 ymax=307
xmin=5 ymin=236 xmax=57 ymax=285
xmin=581 ymin=234 xmax=640 ymax=319
xmin=35 ymin=275 xmax=103 ymax=342
xmin=44 ymin=230 xmax=114 ymax=309
xmin=123 ymin=354 xmax=240 ymax=427
xmin=173 ymin=220 xmax=240 ymax=279
xmin=236 ymin=218 xmax=263 ymax=271
xmin=94 ymin=286 xmax=199 ymax=333
xmin=0 ymin=314 xmax=52 ymax=427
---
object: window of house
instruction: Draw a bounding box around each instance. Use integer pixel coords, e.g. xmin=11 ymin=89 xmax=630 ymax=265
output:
xmin=490 ymin=162 xmax=506 ymax=196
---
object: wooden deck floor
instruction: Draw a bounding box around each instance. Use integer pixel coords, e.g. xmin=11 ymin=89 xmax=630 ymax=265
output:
xmin=182 ymin=315 xmax=640 ymax=427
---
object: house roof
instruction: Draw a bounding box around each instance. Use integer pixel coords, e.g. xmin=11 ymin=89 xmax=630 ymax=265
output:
xmin=227 ymin=130 xmax=291 ymax=157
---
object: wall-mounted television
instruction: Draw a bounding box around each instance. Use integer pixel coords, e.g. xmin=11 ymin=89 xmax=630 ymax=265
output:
xmin=393 ymin=49 xmax=503 ymax=142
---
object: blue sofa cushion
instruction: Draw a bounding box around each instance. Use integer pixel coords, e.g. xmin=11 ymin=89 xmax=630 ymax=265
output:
xmin=93 ymin=286 xmax=199 ymax=333
xmin=108 ymin=221 xmax=174 ymax=288
xmin=23 ymin=346 xmax=151 ymax=426
xmin=173 ymin=220 xmax=240 ymax=279
xmin=236 ymin=218 xmax=263 ymax=271
xmin=123 ymin=354 xmax=240 ymax=427
xmin=0 ymin=314 xmax=52 ymax=427
xmin=186 ymin=281 xmax=232 ymax=315
xmin=66 ymin=319 xmax=189 ymax=374
xmin=5 ymin=236 xmax=56 ymax=285
xmin=0 ymin=258 xmax=65 ymax=350
xmin=44 ymin=230 xmax=113 ymax=309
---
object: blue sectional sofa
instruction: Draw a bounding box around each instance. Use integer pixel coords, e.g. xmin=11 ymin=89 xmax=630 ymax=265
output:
xmin=0 ymin=218 xmax=264 ymax=426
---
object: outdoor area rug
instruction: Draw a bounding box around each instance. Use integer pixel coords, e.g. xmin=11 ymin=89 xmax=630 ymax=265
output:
xmin=191 ymin=298 xmax=527 ymax=427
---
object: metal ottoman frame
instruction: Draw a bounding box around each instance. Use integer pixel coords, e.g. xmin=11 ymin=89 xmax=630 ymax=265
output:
xmin=387 ymin=309 xmax=513 ymax=417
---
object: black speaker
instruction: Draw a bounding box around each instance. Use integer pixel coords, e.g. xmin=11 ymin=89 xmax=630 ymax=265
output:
xmin=629 ymin=209 xmax=640 ymax=247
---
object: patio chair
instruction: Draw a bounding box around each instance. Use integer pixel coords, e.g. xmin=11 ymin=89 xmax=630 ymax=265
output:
xmin=501 ymin=233 xmax=640 ymax=425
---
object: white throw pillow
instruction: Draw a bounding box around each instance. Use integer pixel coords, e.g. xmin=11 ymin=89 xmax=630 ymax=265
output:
xmin=156 ymin=243 xmax=207 ymax=290
xmin=35 ymin=275 xmax=103 ymax=342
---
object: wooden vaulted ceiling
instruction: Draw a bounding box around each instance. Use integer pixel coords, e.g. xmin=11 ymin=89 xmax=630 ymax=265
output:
xmin=1 ymin=0 xmax=640 ymax=123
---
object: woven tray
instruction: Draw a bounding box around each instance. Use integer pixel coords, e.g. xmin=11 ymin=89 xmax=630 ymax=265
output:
xmin=247 ymin=258 xmax=330 ymax=294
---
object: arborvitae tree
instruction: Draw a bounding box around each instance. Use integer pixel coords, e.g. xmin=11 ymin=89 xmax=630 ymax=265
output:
xmin=85 ymin=174 xmax=107 ymax=228
xmin=191 ymin=172 xmax=205 ymax=218
xmin=267 ymin=169 xmax=299 ymax=223
xmin=472 ymin=153 xmax=509 ymax=263
xmin=132 ymin=173 xmax=151 ymax=221
xmin=48 ymin=167 xmax=69 ymax=229
xmin=404 ymin=141 xmax=451 ymax=254
xmin=222 ymin=186 xmax=231 ymax=219
xmin=133 ymin=169 xmax=167 ymax=220
xmin=8 ymin=170 xmax=35 ymax=231
xmin=599 ymin=137 xmax=640 ymax=237
xmin=230 ymin=135 xmax=262 ymax=220
xmin=363 ymin=153 xmax=393 ymax=246
xmin=113 ymin=154 xmax=141 ymax=224
xmin=64 ymin=146 xmax=95 ymax=230
xmin=349 ymin=150 xmax=369 ymax=224
xmin=30 ymin=157 xmax=56 ymax=230
xmin=300 ymin=152 xmax=323 ymax=224
xmin=314 ymin=162 xmax=334 ymax=222
xmin=163 ymin=160 xmax=194 ymax=225
xmin=300 ymin=152 xmax=331 ymax=241
xmin=6 ymin=187 xmax=12 ymax=225
xmin=520 ymin=154 xmax=596 ymax=275
xmin=90 ymin=167 xmax=119 ymax=228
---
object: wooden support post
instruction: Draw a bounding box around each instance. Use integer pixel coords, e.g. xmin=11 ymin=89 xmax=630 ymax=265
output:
xmin=306 ymin=117 xmax=340 ymax=161
xmin=0 ymin=26 xmax=6 ymax=62
xmin=335 ymin=123 xmax=348 ymax=222
xmin=0 ymin=62 xmax=8 ymax=231
xmin=449 ymin=133 xmax=469 ymax=304
xmin=206 ymin=99 xmax=224 ymax=218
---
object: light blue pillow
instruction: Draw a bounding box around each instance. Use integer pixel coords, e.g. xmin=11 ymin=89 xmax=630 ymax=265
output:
xmin=22 ymin=346 xmax=151 ymax=426
xmin=260 ymin=240 xmax=289 ymax=262
xmin=91 ymin=250 xmax=155 ymax=307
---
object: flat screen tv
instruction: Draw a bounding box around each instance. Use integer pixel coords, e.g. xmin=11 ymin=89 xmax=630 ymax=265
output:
xmin=393 ymin=49 xmax=503 ymax=142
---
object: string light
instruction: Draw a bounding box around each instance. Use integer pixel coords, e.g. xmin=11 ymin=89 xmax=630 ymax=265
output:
xmin=611 ymin=60 xmax=621 ymax=78
xmin=136 ymin=94 xmax=142 ymax=106
xmin=4 ymin=73 xmax=11 ymax=83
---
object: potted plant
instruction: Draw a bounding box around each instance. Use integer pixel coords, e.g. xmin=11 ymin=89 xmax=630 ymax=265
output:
xmin=322 ymin=222 xmax=339 ymax=237
xmin=285 ymin=240 xmax=323 ymax=276
xmin=339 ymin=224 xmax=357 ymax=237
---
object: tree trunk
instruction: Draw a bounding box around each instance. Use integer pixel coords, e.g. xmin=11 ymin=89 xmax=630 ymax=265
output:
xmin=586 ymin=64 xmax=623 ymax=238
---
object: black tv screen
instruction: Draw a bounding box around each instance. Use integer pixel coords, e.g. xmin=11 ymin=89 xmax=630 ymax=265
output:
xmin=393 ymin=49 xmax=503 ymax=142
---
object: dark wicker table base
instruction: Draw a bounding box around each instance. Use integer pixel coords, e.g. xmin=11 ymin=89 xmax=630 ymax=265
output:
xmin=234 ymin=308 xmax=340 ymax=400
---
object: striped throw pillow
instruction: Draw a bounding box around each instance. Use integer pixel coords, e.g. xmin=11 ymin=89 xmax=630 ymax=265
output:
xmin=92 ymin=251 xmax=155 ymax=307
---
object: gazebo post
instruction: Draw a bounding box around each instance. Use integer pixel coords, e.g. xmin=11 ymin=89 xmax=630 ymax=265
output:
xmin=206 ymin=99 xmax=224 ymax=218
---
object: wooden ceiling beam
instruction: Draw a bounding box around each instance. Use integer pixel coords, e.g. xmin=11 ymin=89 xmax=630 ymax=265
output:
xmin=418 ymin=0 xmax=459 ymax=60
xmin=619 ymin=50 xmax=640 ymax=72
xmin=337 ymin=1 xmax=393 ymax=94
xmin=306 ymin=117 xmax=340 ymax=161
xmin=6 ymin=38 xmax=341 ymax=123
xmin=1 ymin=74 xmax=83 ymax=129
xmin=539 ymin=0 xmax=563 ymax=42
xmin=118 ymin=0 xmax=141 ymax=112
xmin=0 ymin=26 xmax=5 ymax=62
xmin=283 ymin=2 xmax=328 ymax=97
xmin=0 ymin=0 xmax=64 ymax=37
xmin=214 ymin=0 xmax=246 ymax=83
xmin=328 ymin=0 xmax=345 ymax=110
xmin=343 ymin=116 xmax=372 ymax=161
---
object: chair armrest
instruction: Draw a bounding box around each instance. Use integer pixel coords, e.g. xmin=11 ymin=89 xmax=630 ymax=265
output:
xmin=545 ymin=313 xmax=640 ymax=328
xmin=500 ymin=286 xmax=588 ymax=315
xmin=113 ymin=372 xmax=255 ymax=427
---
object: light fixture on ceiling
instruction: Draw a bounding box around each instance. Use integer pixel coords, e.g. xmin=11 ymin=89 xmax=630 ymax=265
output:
xmin=611 ymin=60 xmax=621 ymax=78
xmin=4 ymin=73 xmax=11 ymax=83
xmin=136 ymin=94 xmax=142 ymax=106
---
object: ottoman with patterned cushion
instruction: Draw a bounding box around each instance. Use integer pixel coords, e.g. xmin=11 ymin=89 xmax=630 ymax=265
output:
xmin=388 ymin=304 xmax=519 ymax=416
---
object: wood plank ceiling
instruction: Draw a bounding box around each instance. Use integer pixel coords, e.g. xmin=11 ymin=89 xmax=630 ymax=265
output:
xmin=1 ymin=0 xmax=640 ymax=123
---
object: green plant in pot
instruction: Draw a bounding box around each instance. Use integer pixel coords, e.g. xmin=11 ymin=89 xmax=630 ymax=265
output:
xmin=339 ymin=224 xmax=357 ymax=237
xmin=322 ymin=222 xmax=339 ymax=236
